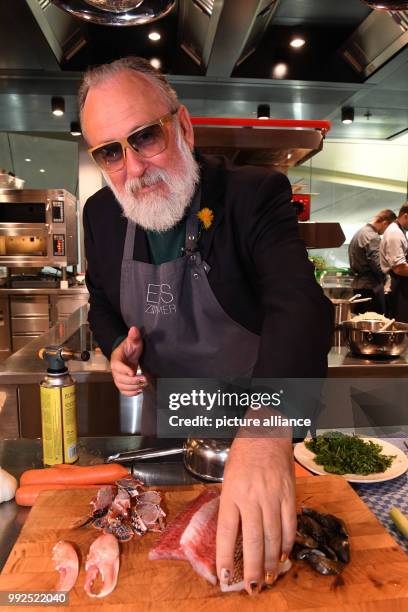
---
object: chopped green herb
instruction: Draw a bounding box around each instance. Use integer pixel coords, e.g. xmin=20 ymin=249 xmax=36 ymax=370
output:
xmin=305 ymin=432 xmax=395 ymax=475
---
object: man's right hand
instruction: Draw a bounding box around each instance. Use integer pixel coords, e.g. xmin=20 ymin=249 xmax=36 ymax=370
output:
xmin=110 ymin=326 xmax=146 ymax=396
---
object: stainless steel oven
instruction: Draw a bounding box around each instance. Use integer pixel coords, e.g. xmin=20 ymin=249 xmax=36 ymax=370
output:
xmin=0 ymin=189 xmax=78 ymax=268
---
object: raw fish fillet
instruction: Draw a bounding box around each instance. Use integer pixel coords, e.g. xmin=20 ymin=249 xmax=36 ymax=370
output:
xmin=148 ymin=488 xmax=220 ymax=561
xmin=180 ymin=495 xmax=220 ymax=585
xmin=220 ymin=532 xmax=292 ymax=592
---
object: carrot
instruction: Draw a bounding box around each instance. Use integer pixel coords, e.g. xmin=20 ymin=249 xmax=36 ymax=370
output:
xmin=20 ymin=463 xmax=129 ymax=487
xmin=15 ymin=484 xmax=99 ymax=507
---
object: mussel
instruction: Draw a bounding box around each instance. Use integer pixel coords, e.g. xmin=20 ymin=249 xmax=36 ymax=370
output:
xmin=296 ymin=548 xmax=343 ymax=576
xmin=293 ymin=507 xmax=350 ymax=576
xmin=302 ymin=507 xmax=348 ymax=538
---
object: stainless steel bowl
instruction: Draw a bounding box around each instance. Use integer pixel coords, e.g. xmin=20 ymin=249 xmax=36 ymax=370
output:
xmin=342 ymin=319 xmax=408 ymax=357
xmin=184 ymin=438 xmax=230 ymax=481
xmin=106 ymin=437 xmax=231 ymax=482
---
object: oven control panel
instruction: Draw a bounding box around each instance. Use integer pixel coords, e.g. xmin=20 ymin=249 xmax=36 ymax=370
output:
xmin=52 ymin=200 xmax=64 ymax=223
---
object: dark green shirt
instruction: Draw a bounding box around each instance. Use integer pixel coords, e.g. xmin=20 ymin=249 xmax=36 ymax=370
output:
xmin=146 ymin=218 xmax=187 ymax=265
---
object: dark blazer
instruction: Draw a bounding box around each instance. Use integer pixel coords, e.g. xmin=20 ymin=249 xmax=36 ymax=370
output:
xmin=83 ymin=153 xmax=334 ymax=377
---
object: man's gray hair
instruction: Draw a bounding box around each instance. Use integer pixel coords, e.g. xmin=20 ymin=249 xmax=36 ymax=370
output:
xmin=78 ymin=56 xmax=179 ymax=118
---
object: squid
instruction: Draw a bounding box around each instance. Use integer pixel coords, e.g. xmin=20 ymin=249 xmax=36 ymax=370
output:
xmin=52 ymin=541 xmax=79 ymax=592
xmin=84 ymin=533 xmax=120 ymax=598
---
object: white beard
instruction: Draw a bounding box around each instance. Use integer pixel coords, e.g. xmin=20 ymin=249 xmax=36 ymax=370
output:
xmin=105 ymin=129 xmax=199 ymax=232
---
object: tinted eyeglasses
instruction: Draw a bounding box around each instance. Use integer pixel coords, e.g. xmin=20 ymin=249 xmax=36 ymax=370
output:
xmin=88 ymin=110 xmax=178 ymax=173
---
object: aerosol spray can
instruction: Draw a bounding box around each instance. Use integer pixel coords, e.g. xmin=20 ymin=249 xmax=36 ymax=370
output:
xmin=39 ymin=345 xmax=90 ymax=466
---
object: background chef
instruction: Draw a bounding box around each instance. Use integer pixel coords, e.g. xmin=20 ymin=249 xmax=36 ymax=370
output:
xmin=80 ymin=57 xmax=333 ymax=595
xmin=380 ymin=202 xmax=408 ymax=321
xmin=348 ymin=209 xmax=396 ymax=315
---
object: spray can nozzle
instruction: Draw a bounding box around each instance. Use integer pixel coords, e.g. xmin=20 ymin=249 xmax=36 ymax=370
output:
xmin=38 ymin=345 xmax=90 ymax=374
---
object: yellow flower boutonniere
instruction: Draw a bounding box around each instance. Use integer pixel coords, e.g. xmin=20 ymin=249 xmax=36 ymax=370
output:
xmin=197 ymin=207 xmax=214 ymax=231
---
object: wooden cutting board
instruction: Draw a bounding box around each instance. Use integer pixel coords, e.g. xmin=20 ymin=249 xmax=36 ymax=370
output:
xmin=1 ymin=476 xmax=408 ymax=611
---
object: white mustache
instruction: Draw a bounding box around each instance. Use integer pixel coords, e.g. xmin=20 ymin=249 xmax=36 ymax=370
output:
xmin=125 ymin=168 xmax=169 ymax=194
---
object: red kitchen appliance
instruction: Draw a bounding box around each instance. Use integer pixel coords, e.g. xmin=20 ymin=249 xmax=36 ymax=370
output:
xmin=292 ymin=194 xmax=311 ymax=222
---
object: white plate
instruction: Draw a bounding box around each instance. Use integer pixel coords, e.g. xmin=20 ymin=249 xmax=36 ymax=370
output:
xmin=294 ymin=436 xmax=408 ymax=484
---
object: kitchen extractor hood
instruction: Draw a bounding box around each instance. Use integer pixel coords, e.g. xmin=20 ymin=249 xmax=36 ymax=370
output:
xmin=178 ymin=0 xmax=280 ymax=76
xmin=361 ymin=1 xmax=408 ymax=9
xmin=191 ymin=117 xmax=330 ymax=170
xmin=341 ymin=6 xmax=408 ymax=78
xmin=191 ymin=117 xmax=345 ymax=249
xmin=50 ymin=0 xmax=176 ymax=25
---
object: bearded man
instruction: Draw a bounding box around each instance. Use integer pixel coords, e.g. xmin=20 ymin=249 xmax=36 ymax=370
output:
xmin=80 ymin=57 xmax=333 ymax=595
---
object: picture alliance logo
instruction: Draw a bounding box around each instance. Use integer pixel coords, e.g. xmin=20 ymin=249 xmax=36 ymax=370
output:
xmin=145 ymin=282 xmax=176 ymax=315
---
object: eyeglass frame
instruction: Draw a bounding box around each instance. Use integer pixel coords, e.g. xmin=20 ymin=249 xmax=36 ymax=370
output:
xmin=87 ymin=108 xmax=179 ymax=172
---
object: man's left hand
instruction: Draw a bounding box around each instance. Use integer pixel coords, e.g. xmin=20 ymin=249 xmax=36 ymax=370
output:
xmin=216 ymin=436 xmax=296 ymax=595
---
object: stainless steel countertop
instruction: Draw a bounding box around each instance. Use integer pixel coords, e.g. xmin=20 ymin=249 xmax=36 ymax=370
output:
xmin=328 ymin=345 xmax=408 ymax=377
xmin=2 ymin=299 xmax=408 ymax=386
xmin=0 ymin=305 xmax=112 ymax=384
xmin=0 ymin=436 xmax=196 ymax=572
xmin=0 ymin=286 xmax=89 ymax=295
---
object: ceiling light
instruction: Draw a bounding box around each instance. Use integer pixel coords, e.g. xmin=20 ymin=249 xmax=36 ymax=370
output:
xmin=341 ymin=106 xmax=354 ymax=124
xmin=257 ymin=104 xmax=270 ymax=120
xmin=40 ymin=169 xmax=45 ymax=173
xmin=149 ymin=31 xmax=161 ymax=41
xmin=361 ymin=1 xmax=408 ymax=10
xmin=70 ymin=121 xmax=82 ymax=136
xmin=51 ymin=96 xmax=65 ymax=117
xmin=290 ymin=37 xmax=305 ymax=49
xmin=272 ymin=63 xmax=288 ymax=79
xmin=150 ymin=58 xmax=162 ymax=70
xmin=25 ymin=158 xmax=31 ymax=162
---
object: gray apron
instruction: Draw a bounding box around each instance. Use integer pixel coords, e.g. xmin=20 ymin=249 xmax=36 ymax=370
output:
xmin=120 ymin=188 xmax=260 ymax=433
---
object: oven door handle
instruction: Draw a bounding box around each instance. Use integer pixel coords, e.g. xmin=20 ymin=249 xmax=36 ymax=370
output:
xmin=0 ymin=225 xmax=48 ymax=237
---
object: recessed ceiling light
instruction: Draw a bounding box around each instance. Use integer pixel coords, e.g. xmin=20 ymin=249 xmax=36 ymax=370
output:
xmin=150 ymin=58 xmax=162 ymax=70
xmin=341 ymin=106 xmax=354 ymax=124
xmin=25 ymin=158 xmax=31 ymax=162
xmin=257 ymin=104 xmax=270 ymax=120
xmin=149 ymin=31 xmax=161 ymax=41
xmin=272 ymin=63 xmax=288 ymax=79
xmin=51 ymin=96 xmax=65 ymax=117
xmin=70 ymin=121 xmax=82 ymax=136
xmin=290 ymin=37 xmax=305 ymax=49
xmin=39 ymin=168 xmax=45 ymax=173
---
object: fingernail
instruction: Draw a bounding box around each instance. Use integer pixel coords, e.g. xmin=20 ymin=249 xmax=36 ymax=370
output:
xmin=264 ymin=571 xmax=277 ymax=585
xmin=249 ymin=581 xmax=258 ymax=595
xmin=280 ymin=553 xmax=288 ymax=563
xmin=220 ymin=568 xmax=231 ymax=584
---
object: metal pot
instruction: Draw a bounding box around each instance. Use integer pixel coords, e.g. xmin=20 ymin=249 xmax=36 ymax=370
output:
xmin=106 ymin=437 xmax=231 ymax=482
xmin=342 ymin=319 xmax=408 ymax=357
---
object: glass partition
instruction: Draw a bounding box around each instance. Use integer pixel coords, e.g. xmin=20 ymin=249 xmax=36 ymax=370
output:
xmin=290 ymin=138 xmax=408 ymax=270
xmin=0 ymin=133 xmax=78 ymax=195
